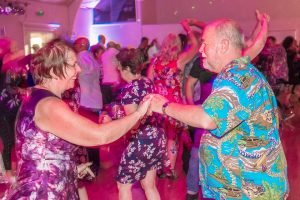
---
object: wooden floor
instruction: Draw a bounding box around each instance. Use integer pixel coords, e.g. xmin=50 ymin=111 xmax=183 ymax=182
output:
xmin=83 ymin=117 xmax=300 ymax=200
xmin=84 ymin=140 xmax=188 ymax=200
xmin=1 ymin=115 xmax=300 ymax=200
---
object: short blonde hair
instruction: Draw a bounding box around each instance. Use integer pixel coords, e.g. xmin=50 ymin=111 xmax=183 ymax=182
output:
xmin=32 ymin=38 xmax=75 ymax=84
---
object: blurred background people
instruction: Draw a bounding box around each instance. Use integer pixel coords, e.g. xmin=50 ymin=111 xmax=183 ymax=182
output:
xmin=114 ymin=48 xmax=169 ymax=200
xmin=147 ymin=19 xmax=201 ymax=179
xmin=101 ymin=41 xmax=121 ymax=105
xmin=74 ymin=37 xmax=103 ymax=176
xmin=282 ymin=36 xmax=300 ymax=84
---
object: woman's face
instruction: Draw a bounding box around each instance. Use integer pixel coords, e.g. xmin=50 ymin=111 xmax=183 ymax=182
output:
xmin=63 ymin=50 xmax=81 ymax=90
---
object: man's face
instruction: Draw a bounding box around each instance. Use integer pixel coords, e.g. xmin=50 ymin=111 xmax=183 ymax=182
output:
xmin=199 ymin=25 xmax=222 ymax=73
xmin=74 ymin=38 xmax=89 ymax=53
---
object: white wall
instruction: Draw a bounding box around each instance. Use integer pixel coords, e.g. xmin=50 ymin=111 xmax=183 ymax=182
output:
xmin=153 ymin=0 xmax=300 ymax=41
xmin=142 ymin=24 xmax=183 ymax=44
xmin=72 ymin=0 xmax=144 ymax=47
xmin=71 ymin=0 xmax=300 ymax=48
xmin=1 ymin=0 xmax=299 ymax=50
xmin=72 ymin=8 xmax=143 ymax=47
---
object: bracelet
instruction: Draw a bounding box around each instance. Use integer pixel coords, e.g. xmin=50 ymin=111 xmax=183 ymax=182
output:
xmin=162 ymin=101 xmax=171 ymax=115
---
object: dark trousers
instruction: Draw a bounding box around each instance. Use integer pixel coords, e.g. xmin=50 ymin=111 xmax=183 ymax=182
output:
xmin=0 ymin=114 xmax=16 ymax=170
xmin=78 ymin=106 xmax=100 ymax=173
xmin=101 ymin=84 xmax=118 ymax=106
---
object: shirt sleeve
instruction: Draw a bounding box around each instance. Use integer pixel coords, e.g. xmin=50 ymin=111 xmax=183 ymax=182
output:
xmin=202 ymin=79 xmax=250 ymax=138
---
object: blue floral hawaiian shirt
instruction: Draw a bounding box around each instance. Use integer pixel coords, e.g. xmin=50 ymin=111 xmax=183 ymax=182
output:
xmin=200 ymin=57 xmax=289 ymax=200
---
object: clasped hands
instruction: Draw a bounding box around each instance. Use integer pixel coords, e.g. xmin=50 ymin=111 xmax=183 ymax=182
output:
xmin=137 ymin=94 xmax=169 ymax=117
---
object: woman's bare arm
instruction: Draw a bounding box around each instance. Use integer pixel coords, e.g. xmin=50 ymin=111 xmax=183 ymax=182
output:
xmin=243 ymin=10 xmax=270 ymax=60
xmin=34 ymin=97 xmax=149 ymax=146
xmin=177 ymin=19 xmax=200 ymax=70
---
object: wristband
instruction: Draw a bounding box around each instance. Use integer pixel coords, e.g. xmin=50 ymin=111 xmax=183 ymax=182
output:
xmin=162 ymin=101 xmax=171 ymax=115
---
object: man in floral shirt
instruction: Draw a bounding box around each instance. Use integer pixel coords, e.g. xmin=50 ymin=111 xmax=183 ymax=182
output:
xmin=149 ymin=15 xmax=289 ymax=200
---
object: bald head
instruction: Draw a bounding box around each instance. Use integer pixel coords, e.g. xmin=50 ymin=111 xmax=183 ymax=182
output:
xmin=200 ymin=19 xmax=245 ymax=73
xmin=210 ymin=19 xmax=245 ymax=50
xmin=74 ymin=37 xmax=90 ymax=53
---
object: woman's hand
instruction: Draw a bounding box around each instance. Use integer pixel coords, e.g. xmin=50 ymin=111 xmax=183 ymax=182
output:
xmin=77 ymin=162 xmax=95 ymax=179
xmin=148 ymin=94 xmax=169 ymax=114
xmin=136 ymin=94 xmax=153 ymax=118
xmin=98 ymin=111 xmax=112 ymax=124
xmin=255 ymin=10 xmax=270 ymax=23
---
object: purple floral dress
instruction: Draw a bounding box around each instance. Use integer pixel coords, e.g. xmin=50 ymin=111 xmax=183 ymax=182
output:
xmin=115 ymin=77 xmax=170 ymax=184
xmin=4 ymin=88 xmax=79 ymax=200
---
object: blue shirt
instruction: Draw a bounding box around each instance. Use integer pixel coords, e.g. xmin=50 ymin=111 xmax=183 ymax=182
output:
xmin=200 ymin=57 xmax=289 ymax=199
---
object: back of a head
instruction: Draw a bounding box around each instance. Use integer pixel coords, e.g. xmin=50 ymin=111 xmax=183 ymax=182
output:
xmin=116 ymin=48 xmax=143 ymax=75
xmin=213 ymin=19 xmax=245 ymax=50
xmin=141 ymin=37 xmax=149 ymax=43
xmin=107 ymin=41 xmax=117 ymax=49
xmin=282 ymin=36 xmax=295 ymax=50
xmin=32 ymin=38 xmax=75 ymax=84
xmin=159 ymin=33 xmax=182 ymax=62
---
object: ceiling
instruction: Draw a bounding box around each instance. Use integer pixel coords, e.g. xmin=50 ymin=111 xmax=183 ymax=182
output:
xmin=23 ymin=0 xmax=101 ymax=7
xmin=25 ymin=0 xmax=73 ymax=5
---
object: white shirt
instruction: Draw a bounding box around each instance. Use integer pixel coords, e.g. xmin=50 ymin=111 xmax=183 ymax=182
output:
xmin=101 ymin=47 xmax=121 ymax=85
xmin=77 ymin=50 xmax=103 ymax=109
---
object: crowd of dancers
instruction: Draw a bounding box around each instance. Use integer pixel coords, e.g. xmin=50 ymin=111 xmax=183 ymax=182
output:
xmin=1 ymin=9 xmax=300 ymax=200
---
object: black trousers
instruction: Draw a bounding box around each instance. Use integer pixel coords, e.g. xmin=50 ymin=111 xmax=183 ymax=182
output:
xmin=78 ymin=106 xmax=100 ymax=173
xmin=0 ymin=113 xmax=16 ymax=170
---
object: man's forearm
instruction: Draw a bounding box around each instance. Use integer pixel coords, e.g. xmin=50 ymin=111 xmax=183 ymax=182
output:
xmin=163 ymin=103 xmax=216 ymax=130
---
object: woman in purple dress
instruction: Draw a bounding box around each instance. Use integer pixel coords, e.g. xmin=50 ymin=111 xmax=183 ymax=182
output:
xmin=4 ymin=39 xmax=151 ymax=200
xmin=115 ymin=48 xmax=169 ymax=200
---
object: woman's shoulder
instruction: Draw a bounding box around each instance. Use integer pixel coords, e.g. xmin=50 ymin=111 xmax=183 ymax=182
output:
xmin=121 ymin=77 xmax=154 ymax=96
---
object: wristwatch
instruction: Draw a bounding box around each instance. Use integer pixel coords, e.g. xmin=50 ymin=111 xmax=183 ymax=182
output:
xmin=162 ymin=101 xmax=171 ymax=115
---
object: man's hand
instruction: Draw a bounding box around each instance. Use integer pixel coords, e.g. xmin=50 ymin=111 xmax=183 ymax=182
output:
xmin=148 ymin=94 xmax=169 ymax=114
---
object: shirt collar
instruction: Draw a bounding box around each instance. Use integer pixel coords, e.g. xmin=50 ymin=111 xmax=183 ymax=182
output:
xmin=221 ymin=56 xmax=251 ymax=74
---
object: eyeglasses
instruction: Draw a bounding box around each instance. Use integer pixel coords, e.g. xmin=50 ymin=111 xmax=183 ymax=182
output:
xmin=66 ymin=62 xmax=78 ymax=68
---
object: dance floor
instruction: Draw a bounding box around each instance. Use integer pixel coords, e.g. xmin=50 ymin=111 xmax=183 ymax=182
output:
xmin=1 ymin=116 xmax=300 ymax=200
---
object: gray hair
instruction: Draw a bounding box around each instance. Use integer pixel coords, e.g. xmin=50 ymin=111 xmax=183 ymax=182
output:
xmin=214 ymin=19 xmax=245 ymax=50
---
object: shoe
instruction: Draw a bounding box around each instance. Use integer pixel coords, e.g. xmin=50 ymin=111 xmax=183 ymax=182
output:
xmin=185 ymin=193 xmax=198 ymax=200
